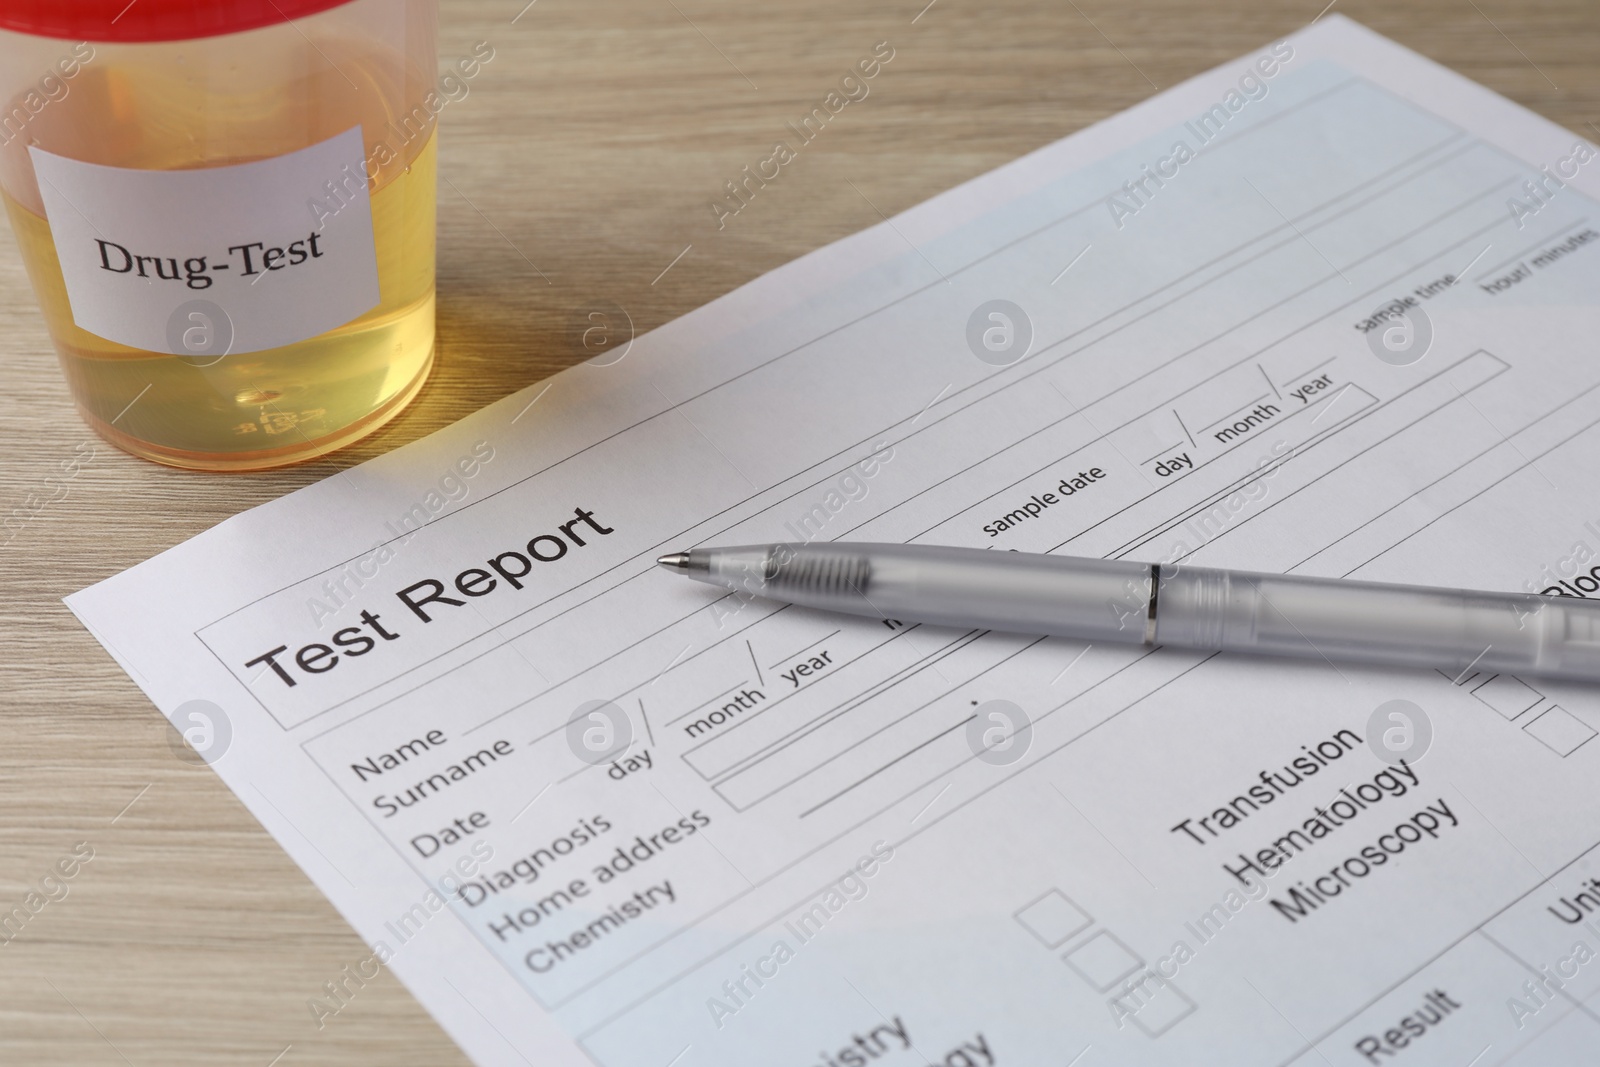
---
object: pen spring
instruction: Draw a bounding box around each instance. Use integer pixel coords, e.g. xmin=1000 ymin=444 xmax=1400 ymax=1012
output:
xmin=764 ymin=548 xmax=872 ymax=597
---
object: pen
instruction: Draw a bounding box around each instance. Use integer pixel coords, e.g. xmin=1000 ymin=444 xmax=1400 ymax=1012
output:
xmin=657 ymin=542 xmax=1600 ymax=683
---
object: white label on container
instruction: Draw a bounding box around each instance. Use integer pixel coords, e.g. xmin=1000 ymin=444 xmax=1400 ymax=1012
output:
xmin=30 ymin=126 xmax=380 ymax=357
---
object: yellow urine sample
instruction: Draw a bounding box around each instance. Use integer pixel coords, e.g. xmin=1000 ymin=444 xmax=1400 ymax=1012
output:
xmin=1 ymin=47 xmax=436 ymax=470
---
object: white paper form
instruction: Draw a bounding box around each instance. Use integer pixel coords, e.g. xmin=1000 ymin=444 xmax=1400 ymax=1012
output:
xmin=68 ymin=15 xmax=1600 ymax=1066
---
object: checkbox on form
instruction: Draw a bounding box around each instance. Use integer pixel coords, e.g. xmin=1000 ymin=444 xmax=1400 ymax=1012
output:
xmin=1013 ymin=888 xmax=1092 ymax=948
xmin=1063 ymin=930 xmax=1144 ymax=991
xmin=1469 ymin=674 xmax=1544 ymax=720
xmin=1523 ymin=706 xmax=1596 ymax=756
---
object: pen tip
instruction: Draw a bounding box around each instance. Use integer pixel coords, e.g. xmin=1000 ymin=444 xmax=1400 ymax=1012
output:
xmin=657 ymin=552 xmax=691 ymax=572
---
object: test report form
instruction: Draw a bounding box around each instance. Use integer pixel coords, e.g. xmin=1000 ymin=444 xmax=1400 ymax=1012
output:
xmin=69 ymin=16 xmax=1600 ymax=1066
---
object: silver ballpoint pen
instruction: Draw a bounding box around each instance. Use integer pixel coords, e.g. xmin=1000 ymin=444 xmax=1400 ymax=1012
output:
xmin=657 ymin=542 xmax=1600 ymax=683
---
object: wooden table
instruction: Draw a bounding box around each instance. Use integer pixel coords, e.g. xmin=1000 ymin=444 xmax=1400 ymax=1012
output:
xmin=1 ymin=0 xmax=1594 ymax=1061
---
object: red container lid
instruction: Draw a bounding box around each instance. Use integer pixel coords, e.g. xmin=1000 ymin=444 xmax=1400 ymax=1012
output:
xmin=0 ymin=0 xmax=355 ymax=43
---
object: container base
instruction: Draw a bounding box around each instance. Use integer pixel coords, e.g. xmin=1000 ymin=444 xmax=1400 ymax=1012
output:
xmin=79 ymin=343 xmax=435 ymax=472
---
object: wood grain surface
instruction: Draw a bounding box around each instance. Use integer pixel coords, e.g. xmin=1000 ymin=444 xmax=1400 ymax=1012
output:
xmin=1 ymin=0 xmax=1596 ymax=1062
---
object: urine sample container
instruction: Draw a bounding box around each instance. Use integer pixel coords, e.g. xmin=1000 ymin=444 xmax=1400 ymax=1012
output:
xmin=0 ymin=0 xmax=439 ymax=470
